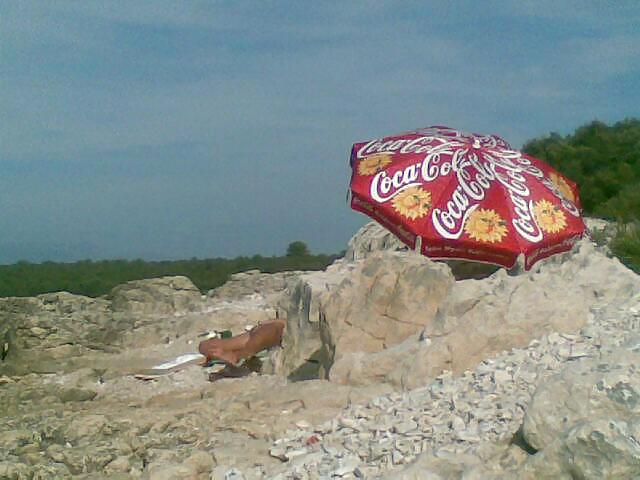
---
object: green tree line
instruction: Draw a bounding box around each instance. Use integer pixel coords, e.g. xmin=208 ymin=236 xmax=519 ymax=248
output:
xmin=522 ymin=118 xmax=640 ymax=272
xmin=0 ymin=242 xmax=340 ymax=298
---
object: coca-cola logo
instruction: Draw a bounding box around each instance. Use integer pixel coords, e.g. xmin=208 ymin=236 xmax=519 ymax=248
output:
xmin=356 ymin=127 xmax=511 ymax=160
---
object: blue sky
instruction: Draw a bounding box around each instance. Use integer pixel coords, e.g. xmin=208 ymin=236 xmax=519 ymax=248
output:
xmin=2 ymin=1 xmax=639 ymax=264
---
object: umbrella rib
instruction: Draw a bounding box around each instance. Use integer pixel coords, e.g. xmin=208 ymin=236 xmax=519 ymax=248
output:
xmin=496 ymin=174 xmax=526 ymax=268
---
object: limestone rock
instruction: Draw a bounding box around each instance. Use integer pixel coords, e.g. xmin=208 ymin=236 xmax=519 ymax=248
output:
xmin=584 ymin=216 xmax=618 ymax=253
xmin=1 ymin=222 xmax=639 ymax=480
xmin=422 ymin=267 xmax=590 ymax=373
xmin=519 ymin=418 xmax=640 ymax=479
xmin=207 ymin=270 xmax=302 ymax=301
xmin=0 ymin=292 xmax=116 ymax=375
xmin=59 ymin=386 xmax=98 ymax=403
xmin=109 ymin=276 xmax=202 ymax=315
xmin=513 ymin=345 xmax=640 ymax=478
xmin=344 ymin=221 xmax=408 ymax=261
xmin=183 ymin=450 xmax=215 ymax=474
xmin=523 ymin=347 xmax=640 ymax=449
xmin=322 ymin=252 xmax=453 ymax=367
xmin=345 ymin=222 xmax=499 ymax=279
xmin=326 ymin=238 xmax=638 ymax=389
xmin=384 ymin=443 xmax=527 ymax=480
xmin=268 ymin=261 xmax=356 ymax=380
xmin=145 ymin=462 xmax=198 ymax=479
xmin=328 ymin=261 xmax=589 ymax=389
xmin=104 ymin=455 xmax=132 ymax=475
xmin=271 ymin=249 xmax=458 ymax=385
xmin=64 ymin=414 xmax=110 ymax=442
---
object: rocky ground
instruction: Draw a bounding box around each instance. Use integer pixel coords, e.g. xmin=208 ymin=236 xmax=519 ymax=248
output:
xmin=268 ymin=300 xmax=640 ymax=479
xmin=1 ymin=221 xmax=639 ymax=479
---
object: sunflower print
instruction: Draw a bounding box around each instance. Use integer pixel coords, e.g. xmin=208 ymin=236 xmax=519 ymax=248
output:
xmin=464 ymin=208 xmax=508 ymax=243
xmin=549 ymin=172 xmax=576 ymax=203
xmin=392 ymin=186 xmax=432 ymax=220
xmin=534 ymin=199 xmax=567 ymax=234
xmin=358 ymin=154 xmax=392 ymax=176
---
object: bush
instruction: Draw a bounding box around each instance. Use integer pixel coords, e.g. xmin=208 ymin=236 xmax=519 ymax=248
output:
xmin=610 ymin=222 xmax=640 ymax=274
xmin=523 ymin=118 xmax=640 ymax=271
xmin=522 ymin=118 xmax=640 ymax=220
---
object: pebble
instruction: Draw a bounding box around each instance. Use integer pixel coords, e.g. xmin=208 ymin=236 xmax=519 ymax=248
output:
xmin=262 ymin=297 xmax=640 ymax=479
xmin=269 ymin=447 xmax=288 ymax=462
xmin=224 ymin=468 xmax=246 ymax=480
xmin=332 ymin=461 xmax=358 ymax=476
xmin=286 ymin=448 xmax=308 ymax=460
xmin=393 ymin=420 xmax=418 ymax=434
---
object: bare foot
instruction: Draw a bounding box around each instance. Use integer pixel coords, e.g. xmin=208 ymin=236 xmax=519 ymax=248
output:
xmin=198 ymin=338 xmax=223 ymax=359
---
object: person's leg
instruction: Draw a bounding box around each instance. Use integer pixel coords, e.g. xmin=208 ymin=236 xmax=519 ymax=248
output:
xmin=206 ymin=319 xmax=285 ymax=366
xmin=199 ymin=332 xmax=250 ymax=359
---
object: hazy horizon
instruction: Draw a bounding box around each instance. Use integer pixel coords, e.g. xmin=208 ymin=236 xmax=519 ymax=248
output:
xmin=2 ymin=2 xmax=639 ymax=265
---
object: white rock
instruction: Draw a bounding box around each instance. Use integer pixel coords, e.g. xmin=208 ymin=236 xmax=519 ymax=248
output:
xmin=493 ymin=369 xmax=511 ymax=384
xmin=451 ymin=416 xmax=466 ymax=432
xmin=394 ymin=420 xmax=418 ymax=434
xmin=286 ymin=448 xmax=309 ymax=460
xmin=269 ymin=447 xmax=288 ymax=462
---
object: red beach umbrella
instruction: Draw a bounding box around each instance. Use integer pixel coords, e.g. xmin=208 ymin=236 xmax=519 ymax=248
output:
xmin=349 ymin=126 xmax=586 ymax=270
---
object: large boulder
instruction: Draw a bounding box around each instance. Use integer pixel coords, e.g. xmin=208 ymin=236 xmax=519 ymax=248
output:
xmin=108 ymin=276 xmax=202 ymax=315
xmin=0 ymin=277 xmax=210 ymax=375
xmin=519 ymin=418 xmax=640 ymax=479
xmin=0 ymin=292 xmax=117 ymax=375
xmin=523 ymin=347 xmax=640 ymax=449
xmin=346 ymin=221 xmax=499 ymax=279
xmin=269 ymin=252 xmax=454 ymax=381
xmin=517 ymin=346 xmax=640 ymax=479
xmin=327 ymin=260 xmax=591 ymax=388
xmin=322 ymin=252 xmax=454 ymax=381
xmin=207 ymin=269 xmax=302 ymax=302
xmin=268 ymin=262 xmax=354 ymax=380
xmin=344 ymin=221 xmax=408 ymax=261
xmin=332 ymin=242 xmax=591 ymax=388
xmin=276 ymin=237 xmax=639 ymax=389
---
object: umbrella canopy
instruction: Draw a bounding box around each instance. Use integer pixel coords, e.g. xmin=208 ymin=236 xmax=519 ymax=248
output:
xmin=349 ymin=126 xmax=585 ymax=270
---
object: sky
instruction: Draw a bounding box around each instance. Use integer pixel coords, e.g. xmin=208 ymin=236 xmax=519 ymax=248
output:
xmin=2 ymin=1 xmax=639 ymax=264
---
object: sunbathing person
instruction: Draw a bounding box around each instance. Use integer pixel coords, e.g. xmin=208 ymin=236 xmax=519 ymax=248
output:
xmin=198 ymin=319 xmax=285 ymax=366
